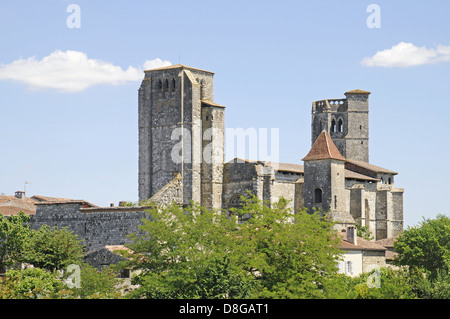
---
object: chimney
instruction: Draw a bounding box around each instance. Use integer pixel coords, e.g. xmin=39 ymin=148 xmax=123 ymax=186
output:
xmin=110 ymin=203 xmax=115 ymax=207
xmin=15 ymin=191 xmax=25 ymax=199
xmin=346 ymin=226 xmax=357 ymax=245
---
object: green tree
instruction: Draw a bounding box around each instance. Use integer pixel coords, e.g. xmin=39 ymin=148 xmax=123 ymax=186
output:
xmin=0 ymin=211 xmax=33 ymax=269
xmin=393 ymin=214 xmax=450 ymax=278
xmin=68 ymin=263 xmax=122 ymax=299
xmin=123 ymin=201 xmax=251 ymax=299
xmin=22 ymin=225 xmax=85 ymax=272
xmin=350 ymin=267 xmax=418 ymax=299
xmin=0 ymin=267 xmax=64 ymax=299
xmin=355 ymin=224 xmax=374 ymax=241
xmin=123 ymin=194 xmax=343 ymax=299
xmin=414 ymin=269 xmax=450 ymax=299
xmin=231 ymin=195 xmax=343 ymax=298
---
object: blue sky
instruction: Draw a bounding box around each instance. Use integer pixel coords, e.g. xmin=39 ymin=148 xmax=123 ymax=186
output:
xmin=1 ymin=0 xmax=449 ymax=227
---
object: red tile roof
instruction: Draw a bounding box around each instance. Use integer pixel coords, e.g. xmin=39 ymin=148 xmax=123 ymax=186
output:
xmin=0 ymin=194 xmax=97 ymax=216
xmin=338 ymin=232 xmax=386 ymax=251
xmin=302 ymin=131 xmax=346 ymax=162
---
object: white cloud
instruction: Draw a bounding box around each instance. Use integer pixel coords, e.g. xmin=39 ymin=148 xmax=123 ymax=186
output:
xmin=143 ymin=58 xmax=172 ymax=70
xmin=0 ymin=50 xmax=171 ymax=92
xmin=361 ymin=42 xmax=450 ymax=68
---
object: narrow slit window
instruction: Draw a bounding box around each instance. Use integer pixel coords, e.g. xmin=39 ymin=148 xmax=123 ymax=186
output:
xmin=164 ymin=79 xmax=169 ymax=91
xmin=314 ymin=188 xmax=323 ymax=204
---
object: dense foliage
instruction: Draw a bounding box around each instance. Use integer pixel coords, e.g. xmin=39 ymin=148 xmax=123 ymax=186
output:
xmin=123 ymin=195 xmax=344 ymax=299
xmin=22 ymin=225 xmax=85 ymax=272
xmin=1 ymin=204 xmax=449 ymax=299
xmin=0 ymin=211 xmax=33 ymax=269
xmin=0 ymin=212 xmax=120 ymax=299
xmin=394 ymin=214 xmax=450 ymax=278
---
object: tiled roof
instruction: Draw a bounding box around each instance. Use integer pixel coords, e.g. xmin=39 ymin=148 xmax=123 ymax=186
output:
xmin=302 ymin=131 xmax=346 ymax=161
xmin=344 ymin=170 xmax=379 ymax=181
xmin=338 ymin=232 xmax=386 ymax=251
xmin=0 ymin=194 xmax=97 ymax=216
xmin=0 ymin=195 xmax=38 ymax=216
xmin=0 ymin=206 xmax=35 ymax=216
xmin=201 ymin=100 xmax=226 ymax=108
xmin=34 ymin=200 xmax=97 ymax=207
xmin=144 ymin=64 xmax=215 ymax=74
xmin=345 ymin=89 xmax=371 ymax=95
xmin=32 ymin=195 xmax=87 ymax=203
xmin=374 ymin=237 xmax=397 ymax=248
xmin=226 ymin=158 xmax=379 ymax=181
xmin=346 ymin=159 xmax=398 ymax=175
xmin=264 ymin=162 xmax=305 ymax=173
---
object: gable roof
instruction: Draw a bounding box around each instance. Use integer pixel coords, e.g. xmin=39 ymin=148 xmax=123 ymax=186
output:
xmin=302 ymin=130 xmax=346 ymax=162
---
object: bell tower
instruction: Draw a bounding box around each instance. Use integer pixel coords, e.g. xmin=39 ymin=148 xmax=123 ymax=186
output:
xmin=138 ymin=64 xmax=225 ymax=210
xmin=311 ymin=89 xmax=370 ymax=162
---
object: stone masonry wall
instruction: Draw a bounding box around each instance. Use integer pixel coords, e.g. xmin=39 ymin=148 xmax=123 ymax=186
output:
xmin=29 ymin=203 xmax=152 ymax=252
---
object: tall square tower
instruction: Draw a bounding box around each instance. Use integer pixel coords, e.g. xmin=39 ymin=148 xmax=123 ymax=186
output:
xmin=311 ymin=90 xmax=370 ymax=162
xmin=138 ymin=65 xmax=225 ymax=210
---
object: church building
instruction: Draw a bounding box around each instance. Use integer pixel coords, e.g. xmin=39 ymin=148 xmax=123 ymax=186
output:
xmin=138 ymin=65 xmax=404 ymax=241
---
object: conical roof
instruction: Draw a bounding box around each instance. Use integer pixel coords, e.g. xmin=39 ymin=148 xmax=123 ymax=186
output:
xmin=302 ymin=131 xmax=346 ymax=161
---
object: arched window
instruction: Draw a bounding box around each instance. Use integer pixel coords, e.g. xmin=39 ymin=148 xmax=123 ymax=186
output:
xmin=229 ymin=195 xmax=242 ymax=209
xmin=388 ymin=177 xmax=392 ymax=184
xmin=172 ymin=78 xmax=176 ymax=91
xmin=164 ymin=79 xmax=169 ymax=91
xmin=338 ymin=118 xmax=343 ymax=132
xmin=314 ymin=188 xmax=323 ymax=204
xmin=380 ymin=177 xmax=384 ymax=184
xmin=158 ymin=80 xmax=162 ymax=90
xmin=331 ymin=119 xmax=336 ymax=133
xmin=334 ymin=195 xmax=337 ymax=209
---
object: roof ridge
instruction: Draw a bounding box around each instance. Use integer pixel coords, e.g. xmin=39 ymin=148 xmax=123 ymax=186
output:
xmin=324 ymin=130 xmax=332 ymax=158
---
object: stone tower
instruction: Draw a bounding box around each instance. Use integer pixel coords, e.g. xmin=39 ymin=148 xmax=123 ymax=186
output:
xmin=138 ymin=64 xmax=225 ymax=210
xmin=302 ymin=131 xmax=355 ymax=229
xmin=311 ymin=89 xmax=370 ymax=162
